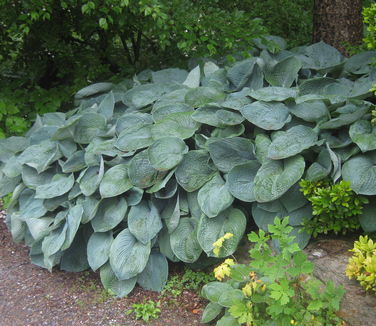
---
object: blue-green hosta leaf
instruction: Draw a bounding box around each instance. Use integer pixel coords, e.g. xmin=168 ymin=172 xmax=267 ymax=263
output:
xmin=18 ymin=140 xmax=61 ymax=173
xmin=80 ymin=195 xmax=102 ymax=224
xmin=152 ymin=68 xmax=188 ymax=84
xmin=349 ymin=120 xmax=376 ymax=152
xmin=128 ymin=200 xmax=162 ymax=244
xmin=115 ymin=125 xmax=154 ymax=151
xmin=170 ymin=218 xmax=202 ymax=263
xmin=201 ymin=282 xmax=234 ymax=303
xmin=99 ymin=164 xmax=132 ymax=198
xmin=299 ymin=77 xmax=339 ymax=96
xmin=192 ymin=106 xmax=244 ymax=127
xmin=115 ymin=112 xmax=153 ymax=135
xmin=201 ymin=303 xmax=223 ymax=323
xmin=0 ymin=136 xmax=29 ymax=162
xmin=268 ymin=126 xmax=318 ymax=160
xmin=128 ymin=150 xmax=166 ymax=188
xmin=73 ymin=113 xmax=107 ymax=144
xmin=137 ymin=252 xmax=168 ymax=292
xmin=78 ymin=158 xmax=105 ymax=196
xmin=319 ymin=103 xmax=369 ymax=129
xmin=249 ymin=87 xmax=298 ymax=102
xmin=29 ymin=126 xmax=58 ymax=145
xmin=158 ymin=227 xmax=180 ymax=262
xmin=75 ymin=82 xmax=113 ymax=99
xmin=51 ymin=115 xmax=80 ymax=141
xmin=58 ymin=140 xmax=77 ymax=158
xmin=183 ymin=65 xmax=201 ymax=88
xmin=202 ymin=68 xmax=229 ymax=89
xmin=151 ymin=112 xmax=200 ymax=140
xmin=91 ymin=197 xmax=128 ymax=232
xmin=61 ymin=150 xmax=86 ymax=173
xmin=204 ymin=61 xmax=219 ymax=76
xmin=255 ymin=133 xmax=272 ymax=164
xmin=342 ymin=153 xmax=376 ymax=195
xmin=43 ymin=194 xmax=68 ymax=211
xmin=110 ymin=228 xmax=151 ymax=280
xmin=303 ymin=41 xmax=344 ymax=71
xmin=221 ymin=92 xmax=252 ymax=111
xmin=60 ymin=228 xmax=89 ymax=272
xmin=161 ymin=194 xmax=180 ymax=233
xmin=122 ymin=83 xmax=165 ymax=108
xmin=359 ymin=201 xmax=376 ymax=233
xmin=265 ymin=56 xmax=302 ymax=88
xmin=9 ymin=212 xmax=26 ymax=243
xmin=35 ymin=174 xmax=75 ymax=199
xmin=61 ymin=204 xmax=84 ymax=250
xmin=185 ymin=87 xmax=226 ymax=107
xmin=198 ymin=174 xmax=234 ymax=218
xmin=211 ymin=125 xmax=245 ymax=138
xmin=227 ymin=58 xmax=257 ymax=90
xmin=98 ymin=91 xmax=115 ymax=120
xmin=153 ymin=88 xmax=189 ymax=110
xmin=147 ymin=169 xmax=175 ymax=194
xmin=254 ymin=155 xmax=305 ymax=202
xmin=175 ymin=150 xmax=216 ymax=192
xmin=306 ymin=148 xmax=332 ymax=181
xmin=344 ymin=51 xmax=376 ymax=75
xmin=287 ymin=100 xmax=329 ymax=123
xmin=0 ymin=175 xmax=21 ymax=197
xmin=148 ymin=137 xmax=188 ymax=171
xmin=85 ymin=139 xmax=122 ymax=165
xmin=100 ymin=263 xmax=137 ymax=297
xmin=87 ymin=231 xmax=113 ymax=271
xmin=197 ymin=208 xmax=246 ymax=257
xmin=227 ymin=161 xmax=260 ymax=202
xmin=240 ymin=101 xmax=291 ymax=130
xmin=126 ymin=187 xmax=144 ymax=206
xmin=208 ymin=137 xmax=255 ymax=173
xmin=25 ymin=217 xmax=54 ymax=242
xmin=42 ymin=223 xmax=67 ymax=258
xmin=2 ymin=156 xmax=22 ymax=178
xmin=152 ymin=103 xmax=193 ymax=122
xmin=18 ymin=191 xmax=47 ymax=220
xmin=320 ymin=130 xmax=352 ymax=149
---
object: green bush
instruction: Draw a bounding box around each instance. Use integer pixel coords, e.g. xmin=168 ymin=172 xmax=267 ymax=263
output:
xmin=363 ymin=3 xmax=376 ymax=51
xmin=1 ymin=39 xmax=375 ymax=297
xmin=201 ymin=217 xmax=345 ymax=326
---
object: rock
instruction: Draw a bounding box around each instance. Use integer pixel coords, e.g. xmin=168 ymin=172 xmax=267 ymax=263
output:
xmin=305 ymin=239 xmax=376 ymax=326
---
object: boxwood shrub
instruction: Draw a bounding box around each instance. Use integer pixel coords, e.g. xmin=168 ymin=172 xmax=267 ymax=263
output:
xmin=0 ymin=39 xmax=375 ymax=296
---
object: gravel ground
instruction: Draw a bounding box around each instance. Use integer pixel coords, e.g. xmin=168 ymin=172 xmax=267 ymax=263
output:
xmin=0 ymin=210 xmax=206 ymax=326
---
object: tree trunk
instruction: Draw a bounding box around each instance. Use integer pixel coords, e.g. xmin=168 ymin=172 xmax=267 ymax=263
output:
xmin=313 ymin=0 xmax=363 ymax=55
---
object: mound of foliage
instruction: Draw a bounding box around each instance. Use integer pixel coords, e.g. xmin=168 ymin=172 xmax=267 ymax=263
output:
xmin=0 ymin=39 xmax=375 ymax=297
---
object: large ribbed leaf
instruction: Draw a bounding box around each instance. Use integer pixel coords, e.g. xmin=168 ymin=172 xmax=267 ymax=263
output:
xmin=201 ymin=303 xmax=223 ymax=324
xmin=35 ymin=174 xmax=75 ymax=199
xmin=197 ymin=174 xmax=234 ymax=218
xmin=152 ymin=103 xmax=193 ymax=121
xmin=161 ymin=194 xmax=180 ymax=233
xmin=100 ymin=263 xmax=137 ymax=297
xmin=61 ymin=204 xmax=83 ymax=250
xmin=320 ymin=103 xmax=369 ymax=129
xmin=60 ymin=229 xmax=89 ymax=272
xmin=192 ymin=106 xmax=244 ymax=127
xmin=240 ymin=101 xmax=291 ymax=130
xmin=151 ymin=112 xmax=200 ymax=140
xmin=148 ymin=137 xmax=188 ymax=171
xmin=75 ymin=82 xmax=113 ymax=99
xmin=128 ymin=200 xmax=162 ymax=244
xmin=18 ymin=140 xmax=61 ymax=173
xmin=254 ymin=155 xmax=305 ymax=202
xmin=74 ymin=113 xmax=107 ymax=144
xmin=91 ymin=197 xmax=128 ymax=232
xmin=61 ymin=150 xmax=86 ymax=173
xmin=128 ymin=150 xmax=165 ymax=188
xmin=227 ymin=58 xmax=257 ymax=90
xmin=185 ymin=87 xmax=226 ymax=107
xmin=306 ymin=148 xmax=332 ymax=181
xmin=208 ymin=137 xmax=254 ymax=173
xmin=268 ymin=126 xmax=318 ymax=160
xmin=349 ymin=120 xmax=376 ymax=152
xmin=110 ymin=228 xmax=151 ymax=280
xmin=287 ymin=100 xmax=329 ymax=123
xmin=183 ymin=65 xmax=201 ymax=88
xmin=115 ymin=112 xmax=153 ymax=135
xmin=0 ymin=136 xmax=29 ymax=162
xmin=137 ymin=252 xmax=168 ymax=292
xmin=197 ymin=208 xmax=246 ymax=257
xmin=0 ymin=175 xmax=21 ymax=197
xmin=227 ymin=161 xmax=260 ymax=202
xmin=175 ymin=150 xmax=216 ymax=192
xmin=255 ymin=133 xmax=272 ymax=164
xmin=41 ymin=223 xmax=67 ymax=258
xmin=302 ymin=41 xmax=344 ymax=71
xmin=170 ymin=218 xmax=202 ymax=263
xmin=122 ymin=84 xmax=165 ymax=108
xmin=342 ymin=153 xmax=376 ymax=195
xmin=249 ymin=87 xmax=298 ymax=101
xmin=98 ymin=91 xmax=115 ymax=120
xmin=152 ymin=68 xmax=188 ymax=84
xmin=99 ymin=164 xmax=132 ymax=198
xmin=115 ymin=125 xmax=153 ymax=151
xmin=87 ymin=231 xmax=113 ymax=271
xmin=78 ymin=158 xmax=104 ymax=196
xmin=344 ymin=51 xmax=376 ymax=75
xmin=265 ymin=56 xmax=302 ymax=87
xmin=359 ymin=201 xmax=376 ymax=233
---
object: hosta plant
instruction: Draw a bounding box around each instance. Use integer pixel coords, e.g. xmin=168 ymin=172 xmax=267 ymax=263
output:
xmin=346 ymin=235 xmax=376 ymax=293
xmin=0 ymin=38 xmax=375 ymax=297
xmin=201 ymin=217 xmax=345 ymax=326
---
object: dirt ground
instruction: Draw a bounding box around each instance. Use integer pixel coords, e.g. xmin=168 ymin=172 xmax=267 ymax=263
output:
xmin=0 ymin=217 xmax=206 ymax=326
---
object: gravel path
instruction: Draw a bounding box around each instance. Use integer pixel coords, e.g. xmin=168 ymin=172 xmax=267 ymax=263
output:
xmin=0 ymin=211 xmax=205 ymax=326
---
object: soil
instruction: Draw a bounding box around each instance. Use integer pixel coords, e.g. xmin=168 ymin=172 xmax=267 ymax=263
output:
xmin=0 ymin=214 xmax=205 ymax=326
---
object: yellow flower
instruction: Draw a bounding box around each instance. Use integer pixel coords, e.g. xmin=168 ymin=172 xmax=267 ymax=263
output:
xmin=242 ymin=282 xmax=253 ymax=297
xmin=212 ymin=233 xmax=234 ymax=257
xmin=214 ymin=262 xmax=232 ymax=281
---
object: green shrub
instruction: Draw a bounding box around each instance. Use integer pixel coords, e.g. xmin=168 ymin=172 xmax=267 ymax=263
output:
xmin=1 ymin=39 xmax=375 ymax=297
xmin=363 ymin=3 xmax=376 ymax=51
xmin=201 ymin=217 xmax=345 ymax=326
xmin=126 ymin=299 xmax=161 ymax=322
xmin=346 ymin=235 xmax=376 ymax=293
xmin=300 ymin=179 xmax=368 ymax=237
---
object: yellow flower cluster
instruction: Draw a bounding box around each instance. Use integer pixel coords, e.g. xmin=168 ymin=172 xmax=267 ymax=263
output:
xmin=214 ymin=258 xmax=235 ymax=281
xmin=241 ymin=273 xmax=266 ymax=297
xmin=212 ymin=232 xmax=234 ymax=256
